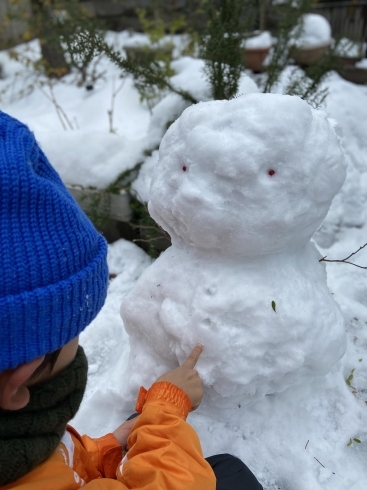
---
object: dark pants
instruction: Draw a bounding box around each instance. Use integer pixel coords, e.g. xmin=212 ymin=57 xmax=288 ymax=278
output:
xmin=206 ymin=454 xmax=263 ymax=490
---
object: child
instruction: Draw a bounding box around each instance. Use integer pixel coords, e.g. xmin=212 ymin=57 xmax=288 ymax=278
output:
xmin=0 ymin=111 xmax=262 ymax=489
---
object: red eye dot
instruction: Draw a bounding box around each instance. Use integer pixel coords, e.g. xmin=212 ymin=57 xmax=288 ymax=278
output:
xmin=268 ymin=169 xmax=275 ymax=176
xmin=182 ymin=166 xmax=187 ymax=172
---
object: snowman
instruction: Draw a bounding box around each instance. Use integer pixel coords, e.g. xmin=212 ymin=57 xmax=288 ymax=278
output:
xmin=121 ymin=93 xmax=347 ymax=409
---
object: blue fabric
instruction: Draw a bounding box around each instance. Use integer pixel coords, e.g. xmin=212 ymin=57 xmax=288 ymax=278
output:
xmin=0 ymin=111 xmax=108 ymax=371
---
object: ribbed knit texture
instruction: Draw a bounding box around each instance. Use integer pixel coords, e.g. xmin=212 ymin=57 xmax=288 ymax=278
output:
xmin=136 ymin=382 xmax=192 ymax=418
xmin=0 ymin=112 xmax=109 ymax=371
xmin=0 ymin=346 xmax=88 ymax=485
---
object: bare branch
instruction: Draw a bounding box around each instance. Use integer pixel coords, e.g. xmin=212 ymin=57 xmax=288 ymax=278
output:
xmin=38 ymin=81 xmax=74 ymax=131
xmin=108 ymin=77 xmax=126 ymax=133
xmin=314 ymin=457 xmax=325 ymax=469
xmin=319 ymin=243 xmax=367 ymax=270
xmin=340 ymin=242 xmax=367 ymax=262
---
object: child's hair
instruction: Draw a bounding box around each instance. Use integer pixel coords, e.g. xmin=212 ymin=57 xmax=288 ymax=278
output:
xmin=29 ymin=348 xmax=63 ymax=381
xmin=0 ymin=111 xmax=109 ymax=373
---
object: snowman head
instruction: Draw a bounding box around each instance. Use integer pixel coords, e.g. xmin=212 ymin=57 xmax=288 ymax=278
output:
xmin=149 ymin=94 xmax=346 ymax=256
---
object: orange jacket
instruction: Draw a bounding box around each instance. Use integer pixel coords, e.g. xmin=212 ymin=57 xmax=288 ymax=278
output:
xmin=2 ymin=382 xmax=216 ymax=490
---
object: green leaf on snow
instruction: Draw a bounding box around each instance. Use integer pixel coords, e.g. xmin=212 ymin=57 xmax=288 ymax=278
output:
xmin=346 ymin=369 xmax=355 ymax=388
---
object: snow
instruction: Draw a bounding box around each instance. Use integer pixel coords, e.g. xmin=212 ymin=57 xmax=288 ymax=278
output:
xmin=0 ymin=36 xmax=150 ymax=189
xmin=1 ymin=32 xmax=367 ymax=490
xmin=122 ymin=32 xmax=174 ymax=50
xmin=122 ymin=33 xmax=152 ymax=48
xmin=356 ymin=59 xmax=367 ymax=69
xmin=131 ymin=150 xmax=159 ymax=202
xmin=39 ymin=130 xmax=145 ymax=188
xmin=334 ymin=38 xmax=363 ymax=58
xmin=294 ymin=14 xmax=332 ymax=48
xmin=171 ymin=57 xmax=213 ymax=102
xmin=242 ymin=31 xmax=273 ymax=49
xmin=170 ymin=56 xmax=259 ymax=103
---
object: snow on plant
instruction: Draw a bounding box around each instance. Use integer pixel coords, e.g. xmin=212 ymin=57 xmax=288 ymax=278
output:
xmin=334 ymin=37 xmax=364 ymax=59
xmin=72 ymin=32 xmax=197 ymax=106
xmin=200 ymin=0 xmax=255 ymax=100
xmin=263 ymin=0 xmax=311 ymax=93
xmin=291 ymin=13 xmax=332 ymax=48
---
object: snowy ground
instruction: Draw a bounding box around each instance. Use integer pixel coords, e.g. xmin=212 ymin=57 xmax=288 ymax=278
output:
xmin=1 ymin=32 xmax=367 ymax=490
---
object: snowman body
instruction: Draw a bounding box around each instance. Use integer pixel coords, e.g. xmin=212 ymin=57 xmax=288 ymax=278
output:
xmin=121 ymin=94 xmax=347 ymax=407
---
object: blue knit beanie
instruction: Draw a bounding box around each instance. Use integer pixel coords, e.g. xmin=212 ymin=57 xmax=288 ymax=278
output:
xmin=0 ymin=112 xmax=108 ymax=372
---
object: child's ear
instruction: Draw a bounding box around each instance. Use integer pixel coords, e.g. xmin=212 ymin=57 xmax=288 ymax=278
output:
xmin=0 ymin=356 xmax=44 ymax=410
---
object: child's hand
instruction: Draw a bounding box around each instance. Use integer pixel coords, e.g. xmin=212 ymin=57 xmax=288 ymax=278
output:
xmin=113 ymin=418 xmax=137 ymax=448
xmin=155 ymin=344 xmax=204 ymax=411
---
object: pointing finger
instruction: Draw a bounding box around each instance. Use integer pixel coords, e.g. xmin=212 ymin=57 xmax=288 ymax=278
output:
xmin=182 ymin=344 xmax=204 ymax=369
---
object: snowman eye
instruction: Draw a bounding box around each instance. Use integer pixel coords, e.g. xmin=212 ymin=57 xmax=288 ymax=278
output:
xmin=182 ymin=166 xmax=187 ymax=172
xmin=268 ymin=169 xmax=275 ymax=176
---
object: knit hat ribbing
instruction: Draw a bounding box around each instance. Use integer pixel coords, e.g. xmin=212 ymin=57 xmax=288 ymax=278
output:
xmin=0 ymin=111 xmax=108 ymax=371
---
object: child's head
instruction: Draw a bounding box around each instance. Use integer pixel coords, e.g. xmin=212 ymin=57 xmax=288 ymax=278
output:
xmin=0 ymin=111 xmax=109 ymax=408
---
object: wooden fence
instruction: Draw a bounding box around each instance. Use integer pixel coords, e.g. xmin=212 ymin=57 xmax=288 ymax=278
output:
xmin=313 ymin=1 xmax=367 ymax=42
xmin=1 ymin=1 xmax=366 ymax=50
xmin=84 ymin=0 xmax=367 ymax=43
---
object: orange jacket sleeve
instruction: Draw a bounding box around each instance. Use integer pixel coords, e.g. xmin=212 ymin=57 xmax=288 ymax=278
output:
xmin=116 ymin=381 xmax=216 ymax=490
xmin=78 ymin=431 xmax=123 ymax=479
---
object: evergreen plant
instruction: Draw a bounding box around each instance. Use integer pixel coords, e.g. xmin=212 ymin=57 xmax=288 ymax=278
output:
xmin=201 ymin=0 xmax=256 ymax=100
xmin=262 ymin=0 xmax=338 ymax=107
xmin=263 ymin=0 xmax=312 ymax=94
xmin=72 ymin=32 xmax=197 ymax=104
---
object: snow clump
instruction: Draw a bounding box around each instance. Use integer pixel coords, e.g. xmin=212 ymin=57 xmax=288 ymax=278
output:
xmin=242 ymin=31 xmax=272 ymax=49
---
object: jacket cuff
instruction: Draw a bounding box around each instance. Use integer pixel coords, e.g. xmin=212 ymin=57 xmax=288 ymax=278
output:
xmin=135 ymin=381 xmax=192 ymax=418
xmin=93 ymin=433 xmax=123 ymax=478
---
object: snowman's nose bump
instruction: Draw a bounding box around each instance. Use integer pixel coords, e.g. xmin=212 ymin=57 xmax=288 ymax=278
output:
xmin=268 ymin=169 xmax=275 ymax=176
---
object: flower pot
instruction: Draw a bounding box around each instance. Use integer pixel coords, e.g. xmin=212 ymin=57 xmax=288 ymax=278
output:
xmin=290 ymin=41 xmax=331 ymax=66
xmin=334 ymin=55 xmax=362 ymax=67
xmin=337 ymin=65 xmax=367 ymax=85
xmin=66 ymin=186 xmax=133 ymax=243
xmin=242 ymin=47 xmax=270 ymax=72
xmin=67 ymin=186 xmax=132 ymax=222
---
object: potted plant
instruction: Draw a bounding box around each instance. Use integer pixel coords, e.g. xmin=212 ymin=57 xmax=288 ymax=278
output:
xmin=338 ymin=58 xmax=367 ymax=85
xmin=290 ymin=13 xmax=332 ymax=66
xmin=333 ymin=38 xmax=364 ymax=67
xmin=242 ymin=31 xmax=272 ymax=72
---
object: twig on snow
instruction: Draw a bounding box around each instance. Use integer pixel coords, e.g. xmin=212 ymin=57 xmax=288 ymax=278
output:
xmin=38 ymin=81 xmax=74 ymax=131
xmin=108 ymin=77 xmax=125 ymax=133
xmin=314 ymin=457 xmax=335 ymax=475
xmin=319 ymin=243 xmax=367 ymax=270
